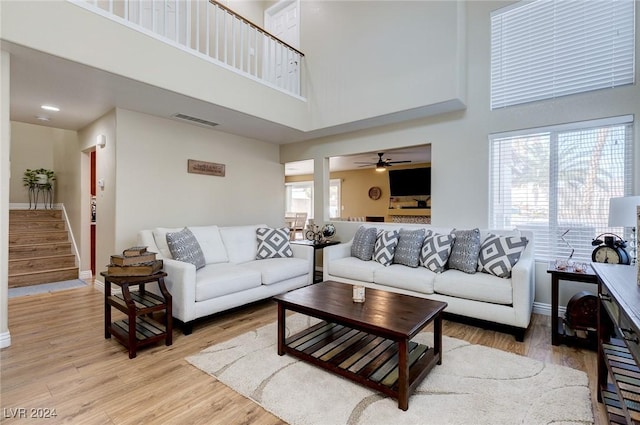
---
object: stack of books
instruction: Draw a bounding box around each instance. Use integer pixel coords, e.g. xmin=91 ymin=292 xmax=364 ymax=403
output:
xmin=107 ymin=246 xmax=163 ymax=276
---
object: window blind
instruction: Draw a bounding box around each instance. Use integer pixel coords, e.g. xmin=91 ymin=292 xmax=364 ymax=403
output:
xmin=491 ymin=0 xmax=635 ymax=110
xmin=489 ymin=116 xmax=634 ymax=262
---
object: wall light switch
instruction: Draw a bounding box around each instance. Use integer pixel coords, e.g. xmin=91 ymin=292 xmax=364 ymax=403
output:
xmin=97 ymin=179 xmax=105 ymax=189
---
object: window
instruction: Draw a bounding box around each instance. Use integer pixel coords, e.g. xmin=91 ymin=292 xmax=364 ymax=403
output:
xmin=489 ymin=116 xmax=634 ymax=262
xmin=491 ymin=0 xmax=635 ymax=109
xmin=285 ymin=179 xmax=341 ymax=220
xmin=329 ymin=179 xmax=341 ymax=219
xmin=285 ymin=181 xmax=313 ymax=219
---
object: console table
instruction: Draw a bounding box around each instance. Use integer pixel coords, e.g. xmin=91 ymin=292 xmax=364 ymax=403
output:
xmin=593 ymin=263 xmax=639 ymax=424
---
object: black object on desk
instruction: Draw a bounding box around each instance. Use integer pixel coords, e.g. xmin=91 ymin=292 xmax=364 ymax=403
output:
xmin=291 ymin=240 xmax=340 ymax=283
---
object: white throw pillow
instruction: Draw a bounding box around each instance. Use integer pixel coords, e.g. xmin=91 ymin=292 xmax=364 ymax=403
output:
xmin=189 ymin=225 xmax=229 ymax=264
xmin=220 ymin=224 xmax=267 ymax=264
xmin=152 ymin=227 xmax=183 ymax=259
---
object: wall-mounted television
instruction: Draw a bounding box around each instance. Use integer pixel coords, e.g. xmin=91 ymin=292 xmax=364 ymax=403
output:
xmin=388 ymin=167 xmax=431 ymax=196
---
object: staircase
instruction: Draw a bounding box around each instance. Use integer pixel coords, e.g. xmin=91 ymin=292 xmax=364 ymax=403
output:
xmin=9 ymin=209 xmax=78 ymax=288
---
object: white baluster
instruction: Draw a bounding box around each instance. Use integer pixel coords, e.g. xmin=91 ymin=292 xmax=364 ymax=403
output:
xmin=205 ymin=1 xmax=209 ymax=56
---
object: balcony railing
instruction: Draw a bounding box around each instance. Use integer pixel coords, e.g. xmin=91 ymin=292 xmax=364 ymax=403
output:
xmin=71 ymin=0 xmax=304 ymax=97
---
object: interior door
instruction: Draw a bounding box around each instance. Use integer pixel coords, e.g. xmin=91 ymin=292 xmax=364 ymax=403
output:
xmin=264 ymin=0 xmax=300 ymax=92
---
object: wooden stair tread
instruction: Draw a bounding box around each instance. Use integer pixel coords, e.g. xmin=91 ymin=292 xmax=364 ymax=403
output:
xmin=10 ymin=266 xmax=78 ymax=277
xmin=10 ymin=241 xmax=71 ymax=248
xmin=9 ymin=229 xmax=68 ymax=234
xmin=9 ymin=209 xmax=61 ymax=216
xmin=9 ymin=253 xmax=75 ymax=261
xmin=8 ymin=209 xmax=78 ymax=289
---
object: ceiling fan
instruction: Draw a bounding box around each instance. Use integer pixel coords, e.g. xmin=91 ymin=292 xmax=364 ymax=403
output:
xmin=355 ymin=152 xmax=411 ymax=172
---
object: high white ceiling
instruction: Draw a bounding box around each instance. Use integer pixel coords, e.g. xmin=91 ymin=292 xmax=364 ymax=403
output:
xmin=6 ymin=43 xmax=308 ymax=144
xmin=6 ymin=43 xmax=450 ymax=147
xmin=285 ymin=146 xmax=432 ymax=176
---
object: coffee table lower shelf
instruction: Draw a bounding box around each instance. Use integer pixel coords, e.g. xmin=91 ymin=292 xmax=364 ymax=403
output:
xmin=281 ymin=320 xmax=439 ymax=406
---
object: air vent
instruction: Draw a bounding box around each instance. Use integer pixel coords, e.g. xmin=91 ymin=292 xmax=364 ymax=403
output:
xmin=171 ymin=113 xmax=219 ymax=128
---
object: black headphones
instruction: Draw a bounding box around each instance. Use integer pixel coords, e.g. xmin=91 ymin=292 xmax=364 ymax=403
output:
xmin=591 ymin=233 xmax=627 ymax=248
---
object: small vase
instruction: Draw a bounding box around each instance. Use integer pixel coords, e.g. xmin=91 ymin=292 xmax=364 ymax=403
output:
xmin=36 ymin=174 xmax=48 ymax=184
xmin=352 ymin=285 xmax=365 ymax=303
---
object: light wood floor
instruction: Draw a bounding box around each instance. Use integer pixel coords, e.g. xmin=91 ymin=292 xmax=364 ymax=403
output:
xmin=1 ymin=284 xmax=607 ymax=424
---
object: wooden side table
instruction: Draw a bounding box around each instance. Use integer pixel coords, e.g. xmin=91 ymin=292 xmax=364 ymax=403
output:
xmin=291 ymin=240 xmax=340 ymax=283
xmin=546 ymin=261 xmax=598 ymax=348
xmin=101 ymin=271 xmax=172 ymax=358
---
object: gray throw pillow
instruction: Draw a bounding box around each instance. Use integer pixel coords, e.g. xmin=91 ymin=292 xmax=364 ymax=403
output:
xmin=166 ymin=227 xmax=206 ymax=270
xmin=393 ymin=228 xmax=426 ymax=268
xmin=373 ymin=230 xmax=400 ymax=266
xmin=351 ymin=226 xmax=377 ymax=261
xmin=477 ymin=234 xmax=528 ymax=278
xmin=448 ymin=228 xmax=481 ymax=274
xmin=256 ymin=227 xmax=293 ymax=259
xmin=420 ymin=232 xmax=455 ymax=273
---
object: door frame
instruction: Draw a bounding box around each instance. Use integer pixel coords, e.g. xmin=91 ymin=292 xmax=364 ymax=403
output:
xmin=264 ymin=0 xmax=300 ymax=49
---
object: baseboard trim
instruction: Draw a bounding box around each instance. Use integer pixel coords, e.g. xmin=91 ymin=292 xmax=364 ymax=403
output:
xmin=533 ymin=302 xmax=565 ymax=317
xmin=94 ymin=278 xmax=105 ymax=294
xmin=0 ymin=331 xmax=11 ymax=349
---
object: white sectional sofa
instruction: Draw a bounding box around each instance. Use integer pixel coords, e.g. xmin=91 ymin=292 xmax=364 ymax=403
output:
xmin=323 ymin=223 xmax=535 ymax=340
xmin=138 ymin=224 xmax=313 ymax=334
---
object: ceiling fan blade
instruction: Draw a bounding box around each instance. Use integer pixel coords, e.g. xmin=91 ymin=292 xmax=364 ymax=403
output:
xmin=387 ymin=160 xmax=412 ymax=164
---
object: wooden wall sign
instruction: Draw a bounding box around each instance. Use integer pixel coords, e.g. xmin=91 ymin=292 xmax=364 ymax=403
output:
xmin=187 ymin=159 xmax=225 ymax=177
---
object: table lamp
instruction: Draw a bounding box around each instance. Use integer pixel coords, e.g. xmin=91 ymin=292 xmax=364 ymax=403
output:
xmin=609 ymin=196 xmax=640 ymax=264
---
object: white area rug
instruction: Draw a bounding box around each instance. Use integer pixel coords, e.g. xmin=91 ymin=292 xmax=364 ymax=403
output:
xmin=8 ymin=279 xmax=87 ymax=298
xmin=187 ymin=314 xmax=594 ymax=425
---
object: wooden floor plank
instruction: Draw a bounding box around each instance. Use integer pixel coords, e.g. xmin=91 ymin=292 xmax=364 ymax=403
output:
xmin=0 ymin=283 xmax=608 ymax=424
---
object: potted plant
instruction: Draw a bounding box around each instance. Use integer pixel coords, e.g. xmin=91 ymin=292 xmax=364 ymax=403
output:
xmin=23 ymin=168 xmax=55 ymax=189
xmin=23 ymin=168 xmax=56 ymax=209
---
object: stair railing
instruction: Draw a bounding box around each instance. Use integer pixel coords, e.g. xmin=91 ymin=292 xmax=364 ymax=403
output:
xmin=71 ymin=0 xmax=304 ymax=97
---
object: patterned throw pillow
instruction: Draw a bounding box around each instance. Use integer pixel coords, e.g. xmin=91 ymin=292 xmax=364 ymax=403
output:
xmin=166 ymin=227 xmax=206 ymax=270
xmin=351 ymin=226 xmax=377 ymax=261
xmin=448 ymin=228 xmax=481 ymax=274
xmin=256 ymin=228 xmax=293 ymax=259
xmin=373 ymin=230 xmax=400 ymax=266
xmin=477 ymin=234 xmax=529 ymax=278
xmin=393 ymin=228 xmax=426 ymax=268
xmin=420 ymin=233 xmax=456 ymax=273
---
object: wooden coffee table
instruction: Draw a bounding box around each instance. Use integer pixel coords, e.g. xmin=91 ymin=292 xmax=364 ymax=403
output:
xmin=273 ymin=280 xmax=447 ymax=410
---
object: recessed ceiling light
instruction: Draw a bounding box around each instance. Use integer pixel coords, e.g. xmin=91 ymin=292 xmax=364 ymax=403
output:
xmin=35 ymin=115 xmax=50 ymax=121
xmin=41 ymin=105 xmax=60 ymax=112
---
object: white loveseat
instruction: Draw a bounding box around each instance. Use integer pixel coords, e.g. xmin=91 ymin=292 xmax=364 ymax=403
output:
xmin=323 ymin=223 xmax=535 ymax=340
xmin=138 ymin=224 xmax=314 ymax=334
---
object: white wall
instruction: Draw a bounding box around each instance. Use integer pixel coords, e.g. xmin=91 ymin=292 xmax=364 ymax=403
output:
xmin=1 ymin=50 xmax=11 ymax=348
xmin=9 ymin=122 xmax=58 ymax=203
xmin=302 ymin=1 xmax=465 ymax=129
xmin=78 ymin=111 xmax=116 ymax=276
xmin=281 ymin=1 xmax=640 ymax=308
xmin=113 ymin=108 xmax=285 ymax=250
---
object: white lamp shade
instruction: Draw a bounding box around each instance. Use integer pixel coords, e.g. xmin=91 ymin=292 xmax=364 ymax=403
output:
xmin=608 ymin=196 xmax=640 ymax=227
